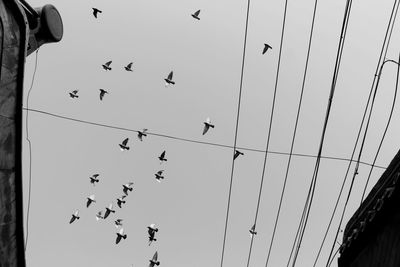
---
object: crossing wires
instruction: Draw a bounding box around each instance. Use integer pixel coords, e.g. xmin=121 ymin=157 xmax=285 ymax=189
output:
xmin=287 ymin=0 xmax=353 ymax=266
xmin=245 ymin=0 xmax=290 ymax=265
xmin=262 ymin=0 xmax=319 ymax=266
xmin=309 ymin=1 xmax=400 ymax=266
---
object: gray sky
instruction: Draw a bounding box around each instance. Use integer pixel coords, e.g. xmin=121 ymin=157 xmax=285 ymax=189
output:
xmin=21 ymin=0 xmax=400 ymax=266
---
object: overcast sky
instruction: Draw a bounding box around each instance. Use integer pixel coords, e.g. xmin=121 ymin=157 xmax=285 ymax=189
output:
xmin=21 ymin=0 xmax=400 ymax=266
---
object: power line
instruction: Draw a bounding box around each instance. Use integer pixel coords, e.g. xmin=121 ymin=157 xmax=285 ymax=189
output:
xmin=24 ymin=48 xmax=39 ymax=251
xmin=289 ymin=0 xmax=353 ymax=265
xmin=219 ymin=0 xmax=251 ymax=265
xmin=264 ymin=0 xmax=318 ymax=266
xmin=322 ymin=1 xmax=399 ymax=265
xmin=22 ymin=107 xmax=386 ymax=170
xmin=246 ymin=0 xmax=290 ymax=264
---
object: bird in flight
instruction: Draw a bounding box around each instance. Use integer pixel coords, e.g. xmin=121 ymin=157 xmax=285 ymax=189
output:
xmin=119 ymin=138 xmax=130 ymax=151
xmin=262 ymin=43 xmax=272 ymax=55
xmin=92 ymin=8 xmax=102 ymax=18
xmin=86 ymin=194 xmax=96 ymax=208
xmin=202 ymin=117 xmax=215 ymax=135
xmin=117 ymin=195 xmax=127 ymax=208
xmin=122 ymin=182 xmax=134 ymax=196
xmin=125 ymin=62 xmax=133 ymax=71
xmin=191 ymin=10 xmax=201 ymax=20
xmin=154 ymin=170 xmax=164 ymax=183
xmin=164 ymin=71 xmax=175 ymax=86
xmin=234 ymin=150 xmax=244 ymax=160
xmin=69 ymin=90 xmax=79 ymax=99
xmin=99 ymin=89 xmax=108 ymax=101
xmin=148 ymin=224 xmax=158 ymax=246
xmin=89 ymin=174 xmax=100 ymax=185
xmin=158 ymin=151 xmax=167 ymax=163
xmin=102 ymin=61 xmax=112 ymax=70
xmin=137 ymin=129 xmax=148 ymax=141
xmin=115 ymin=219 xmax=123 ymax=228
xmin=116 ymin=228 xmax=127 ymax=244
xmin=69 ymin=210 xmax=80 ymax=224
xmin=149 ymin=251 xmax=160 ymax=267
xmin=95 ymin=211 xmax=104 ymax=221
xmin=104 ymin=203 xmax=116 ymax=219
xmin=249 ymin=224 xmax=257 ymax=236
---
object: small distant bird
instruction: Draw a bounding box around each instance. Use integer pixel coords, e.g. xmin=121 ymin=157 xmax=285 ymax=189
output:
xmin=115 ymin=219 xmax=123 ymax=228
xmin=234 ymin=150 xmax=244 ymax=160
xmin=249 ymin=224 xmax=257 ymax=236
xmin=262 ymin=43 xmax=272 ymax=55
xmin=119 ymin=138 xmax=130 ymax=151
xmin=69 ymin=210 xmax=80 ymax=224
xmin=86 ymin=194 xmax=96 ymax=208
xmin=116 ymin=228 xmax=127 ymax=244
xmin=164 ymin=71 xmax=175 ymax=86
xmin=102 ymin=61 xmax=112 ymax=70
xmin=149 ymin=251 xmax=160 ymax=267
xmin=92 ymin=8 xmax=102 ymax=18
xmin=154 ymin=170 xmax=164 ymax=182
xmin=202 ymin=117 xmax=215 ymax=135
xmin=158 ymin=151 xmax=167 ymax=163
xmin=104 ymin=203 xmax=115 ymax=219
xmin=148 ymin=224 xmax=158 ymax=246
xmin=117 ymin=195 xmax=127 ymax=208
xmin=137 ymin=129 xmax=148 ymax=141
xmin=69 ymin=90 xmax=79 ymax=98
xmin=122 ymin=182 xmax=134 ymax=195
xmin=95 ymin=211 xmax=103 ymax=221
xmin=191 ymin=10 xmax=201 ymax=20
xmin=125 ymin=62 xmax=133 ymax=71
xmin=99 ymin=89 xmax=108 ymax=100
xmin=89 ymin=174 xmax=100 ymax=185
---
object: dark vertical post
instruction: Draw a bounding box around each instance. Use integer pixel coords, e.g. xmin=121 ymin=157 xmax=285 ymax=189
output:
xmin=0 ymin=0 xmax=29 ymax=266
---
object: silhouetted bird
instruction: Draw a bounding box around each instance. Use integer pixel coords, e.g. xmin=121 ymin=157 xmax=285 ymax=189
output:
xmin=69 ymin=210 xmax=80 ymax=224
xmin=104 ymin=203 xmax=115 ymax=219
xmin=164 ymin=71 xmax=175 ymax=86
xmin=137 ymin=129 xmax=148 ymax=141
xmin=69 ymin=90 xmax=79 ymax=98
xmin=125 ymin=62 xmax=133 ymax=71
xmin=117 ymin=195 xmax=126 ymax=208
xmin=158 ymin=151 xmax=167 ymax=163
xmin=102 ymin=61 xmax=112 ymax=70
xmin=202 ymin=117 xmax=215 ymax=135
xmin=148 ymin=224 xmax=158 ymax=246
xmin=86 ymin=194 xmax=96 ymax=208
xmin=234 ymin=150 xmax=244 ymax=160
xmin=191 ymin=10 xmax=201 ymax=20
xmin=149 ymin=251 xmax=160 ymax=267
xmin=99 ymin=89 xmax=108 ymax=100
xmin=116 ymin=228 xmax=127 ymax=244
xmin=249 ymin=224 xmax=257 ymax=236
xmin=96 ymin=211 xmax=103 ymax=221
xmin=119 ymin=138 xmax=130 ymax=151
xmin=115 ymin=219 xmax=123 ymax=228
xmin=122 ymin=182 xmax=134 ymax=195
xmin=262 ymin=43 xmax=272 ymax=54
xmin=89 ymin=174 xmax=100 ymax=185
xmin=155 ymin=170 xmax=164 ymax=182
xmin=92 ymin=8 xmax=102 ymax=18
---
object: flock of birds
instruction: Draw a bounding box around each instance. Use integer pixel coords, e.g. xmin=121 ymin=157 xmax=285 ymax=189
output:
xmin=67 ymin=6 xmax=272 ymax=266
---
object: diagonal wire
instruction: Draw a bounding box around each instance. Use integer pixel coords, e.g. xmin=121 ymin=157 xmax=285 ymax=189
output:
xmin=24 ymin=48 xmax=39 ymax=251
xmin=263 ymin=0 xmax=318 ymax=266
xmin=220 ymin=0 xmax=251 ymax=266
xmin=245 ymin=0 xmax=290 ymax=265
xmin=323 ymin=1 xmax=399 ymax=265
xmin=289 ymin=0 xmax=353 ymax=265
